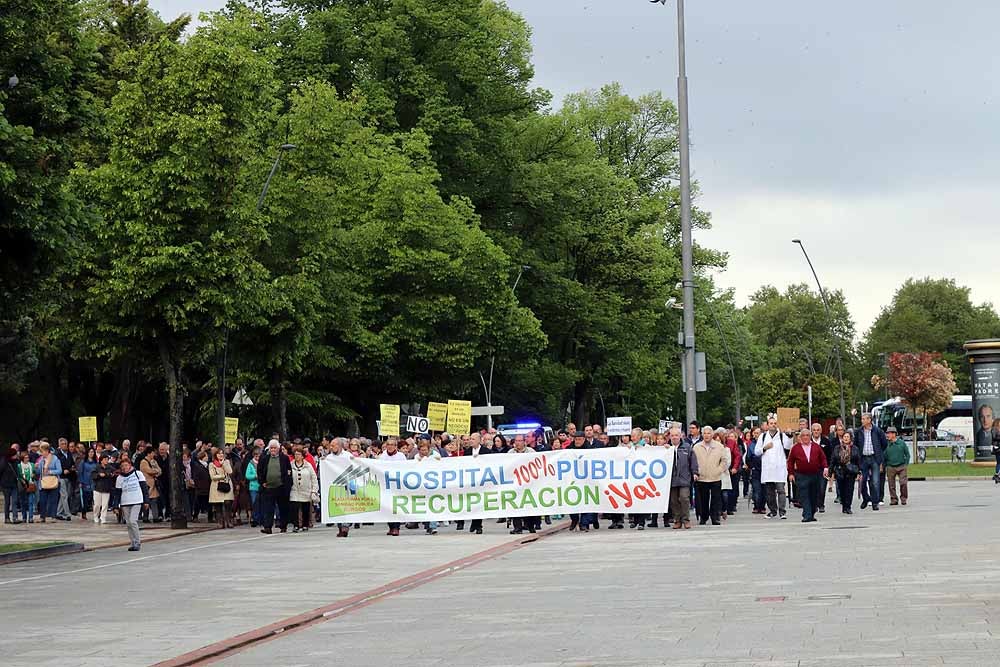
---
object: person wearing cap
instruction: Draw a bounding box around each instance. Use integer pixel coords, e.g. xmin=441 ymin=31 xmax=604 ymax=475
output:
xmin=883 ymin=427 xmax=910 ymax=506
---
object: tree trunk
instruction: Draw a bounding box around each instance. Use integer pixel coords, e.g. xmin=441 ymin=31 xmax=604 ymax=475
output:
xmin=270 ymin=366 xmax=287 ymax=440
xmin=158 ymin=336 xmax=188 ymax=529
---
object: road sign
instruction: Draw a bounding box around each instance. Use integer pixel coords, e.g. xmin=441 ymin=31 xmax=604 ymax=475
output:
xmin=406 ymin=415 xmax=430 ymax=433
xmin=681 ymin=352 xmax=708 ymax=392
xmin=470 ymin=405 xmax=504 ymax=416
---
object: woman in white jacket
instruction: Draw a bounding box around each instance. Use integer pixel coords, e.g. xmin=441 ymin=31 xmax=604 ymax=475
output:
xmin=755 ymin=416 xmax=790 ymax=519
xmin=289 ymin=449 xmax=318 ymax=532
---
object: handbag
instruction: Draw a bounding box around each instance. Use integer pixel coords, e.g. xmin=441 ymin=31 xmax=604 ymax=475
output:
xmin=41 ymin=475 xmax=59 ymax=490
xmin=217 ymin=476 xmax=231 ymax=494
xmin=25 ymin=481 xmax=37 ymax=493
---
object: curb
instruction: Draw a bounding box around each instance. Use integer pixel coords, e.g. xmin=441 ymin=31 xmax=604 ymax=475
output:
xmin=0 ymin=524 xmax=221 ymax=566
xmin=153 ymin=520 xmax=569 ymax=667
xmin=0 ymin=542 xmax=84 ymax=565
xmin=910 ymin=476 xmax=994 ymax=482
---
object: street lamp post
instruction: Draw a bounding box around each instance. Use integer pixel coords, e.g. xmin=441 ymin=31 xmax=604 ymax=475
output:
xmin=652 ymin=0 xmax=697 ymax=425
xmin=480 ymin=265 xmax=530 ymax=430
xmin=217 ymin=143 xmax=297 ymax=451
xmin=792 ymin=239 xmax=847 ymax=420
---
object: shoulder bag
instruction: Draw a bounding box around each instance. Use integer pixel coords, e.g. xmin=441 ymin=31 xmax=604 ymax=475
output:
xmin=41 ymin=457 xmax=59 ymax=490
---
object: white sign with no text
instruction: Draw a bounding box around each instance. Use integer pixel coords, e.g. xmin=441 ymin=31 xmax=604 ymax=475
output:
xmin=606 ymin=416 xmax=633 ymax=437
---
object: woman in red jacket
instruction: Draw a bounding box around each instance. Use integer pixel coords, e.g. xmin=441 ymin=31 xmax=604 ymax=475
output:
xmin=723 ymin=434 xmax=743 ymax=515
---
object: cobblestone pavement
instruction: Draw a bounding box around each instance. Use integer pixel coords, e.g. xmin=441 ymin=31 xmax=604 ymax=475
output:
xmin=4 ymin=481 xmax=1000 ymax=666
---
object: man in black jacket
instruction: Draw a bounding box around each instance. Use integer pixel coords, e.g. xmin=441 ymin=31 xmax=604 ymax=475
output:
xmin=257 ymin=439 xmax=292 ymax=534
xmin=461 ymin=434 xmax=494 ymax=534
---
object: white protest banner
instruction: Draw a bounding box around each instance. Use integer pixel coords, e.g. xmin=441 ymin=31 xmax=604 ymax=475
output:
xmin=321 ymin=447 xmax=673 ymax=524
xmin=606 ymin=416 xmax=632 ymax=437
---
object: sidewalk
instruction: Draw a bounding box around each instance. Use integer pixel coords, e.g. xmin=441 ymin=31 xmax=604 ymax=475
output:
xmin=0 ymin=515 xmax=214 ymax=551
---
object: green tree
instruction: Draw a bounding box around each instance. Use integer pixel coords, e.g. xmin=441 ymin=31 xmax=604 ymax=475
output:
xmin=862 ymin=278 xmax=1000 ymax=394
xmin=746 ymin=284 xmax=855 ymax=387
xmin=73 ymin=16 xmax=280 ymax=525
xmin=1 ymin=0 xmax=98 ymax=394
xmin=750 ymin=368 xmax=805 ymax=417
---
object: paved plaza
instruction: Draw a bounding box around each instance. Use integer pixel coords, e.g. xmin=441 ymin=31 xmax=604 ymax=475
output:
xmin=2 ymin=480 xmax=999 ymax=666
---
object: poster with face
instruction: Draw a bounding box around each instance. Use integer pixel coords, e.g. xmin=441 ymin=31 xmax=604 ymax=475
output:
xmin=972 ymin=362 xmax=1000 ymax=460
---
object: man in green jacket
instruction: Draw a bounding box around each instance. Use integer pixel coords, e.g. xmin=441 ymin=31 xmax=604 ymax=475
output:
xmin=883 ymin=427 xmax=911 ymax=506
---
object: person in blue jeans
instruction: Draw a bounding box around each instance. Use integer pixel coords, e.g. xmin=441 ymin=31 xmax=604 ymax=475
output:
xmin=245 ymin=447 xmax=262 ymax=526
xmin=854 ymin=413 xmax=887 ymax=511
xmin=35 ymin=442 xmax=63 ymax=522
xmin=17 ymin=452 xmax=37 ymax=522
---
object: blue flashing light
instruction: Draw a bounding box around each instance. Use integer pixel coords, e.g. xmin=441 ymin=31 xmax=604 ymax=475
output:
xmin=515 ymin=422 xmax=541 ymax=429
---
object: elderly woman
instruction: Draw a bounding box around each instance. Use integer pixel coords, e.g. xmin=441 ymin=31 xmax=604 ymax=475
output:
xmin=35 ymin=442 xmax=63 ymax=523
xmin=139 ymin=446 xmax=162 ymax=523
xmin=830 ymin=431 xmax=862 ymax=515
xmin=289 ymin=449 xmax=318 ymax=532
xmin=209 ymin=448 xmax=235 ymax=528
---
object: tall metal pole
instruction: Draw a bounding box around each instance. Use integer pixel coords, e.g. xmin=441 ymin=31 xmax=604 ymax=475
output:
xmin=218 ymin=143 xmax=296 ymax=451
xmin=676 ymin=0 xmax=698 ymax=425
xmin=792 ymin=239 xmax=846 ymax=419
xmin=483 ymin=265 xmax=528 ymax=430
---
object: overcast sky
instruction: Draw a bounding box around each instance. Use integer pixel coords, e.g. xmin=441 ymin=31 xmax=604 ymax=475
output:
xmin=152 ymin=0 xmax=999 ymax=333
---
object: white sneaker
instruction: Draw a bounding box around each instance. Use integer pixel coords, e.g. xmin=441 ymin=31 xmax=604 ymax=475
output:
xmin=100 ymin=518 xmax=107 ymax=524
xmin=93 ymin=517 xmax=99 ymax=523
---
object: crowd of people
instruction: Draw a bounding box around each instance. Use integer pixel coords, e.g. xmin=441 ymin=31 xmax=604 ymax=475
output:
xmin=1 ymin=411 xmax=911 ymax=549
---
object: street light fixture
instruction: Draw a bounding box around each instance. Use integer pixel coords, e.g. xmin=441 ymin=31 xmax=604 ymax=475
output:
xmin=218 ymin=143 xmax=299 ymax=449
xmin=792 ymin=239 xmax=847 ymax=420
xmin=480 ymin=265 xmax=531 ymax=430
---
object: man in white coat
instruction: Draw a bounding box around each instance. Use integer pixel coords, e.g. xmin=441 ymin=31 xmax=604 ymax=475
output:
xmin=755 ymin=415 xmax=791 ymax=519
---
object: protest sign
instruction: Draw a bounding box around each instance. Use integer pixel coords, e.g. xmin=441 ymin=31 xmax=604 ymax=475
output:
xmin=379 ymin=405 xmax=400 ymax=437
xmin=406 ymin=415 xmax=430 ymax=434
xmin=777 ymin=407 xmax=801 ymax=433
xmin=321 ymin=447 xmax=673 ymax=524
xmin=446 ymin=400 xmax=472 ymax=434
xmin=427 ymin=402 xmax=448 ymax=431
xmin=79 ymin=416 xmax=98 ymax=442
xmin=606 ymin=416 xmax=632 ymax=437
xmin=224 ymin=417 xmax=239 ymax=444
